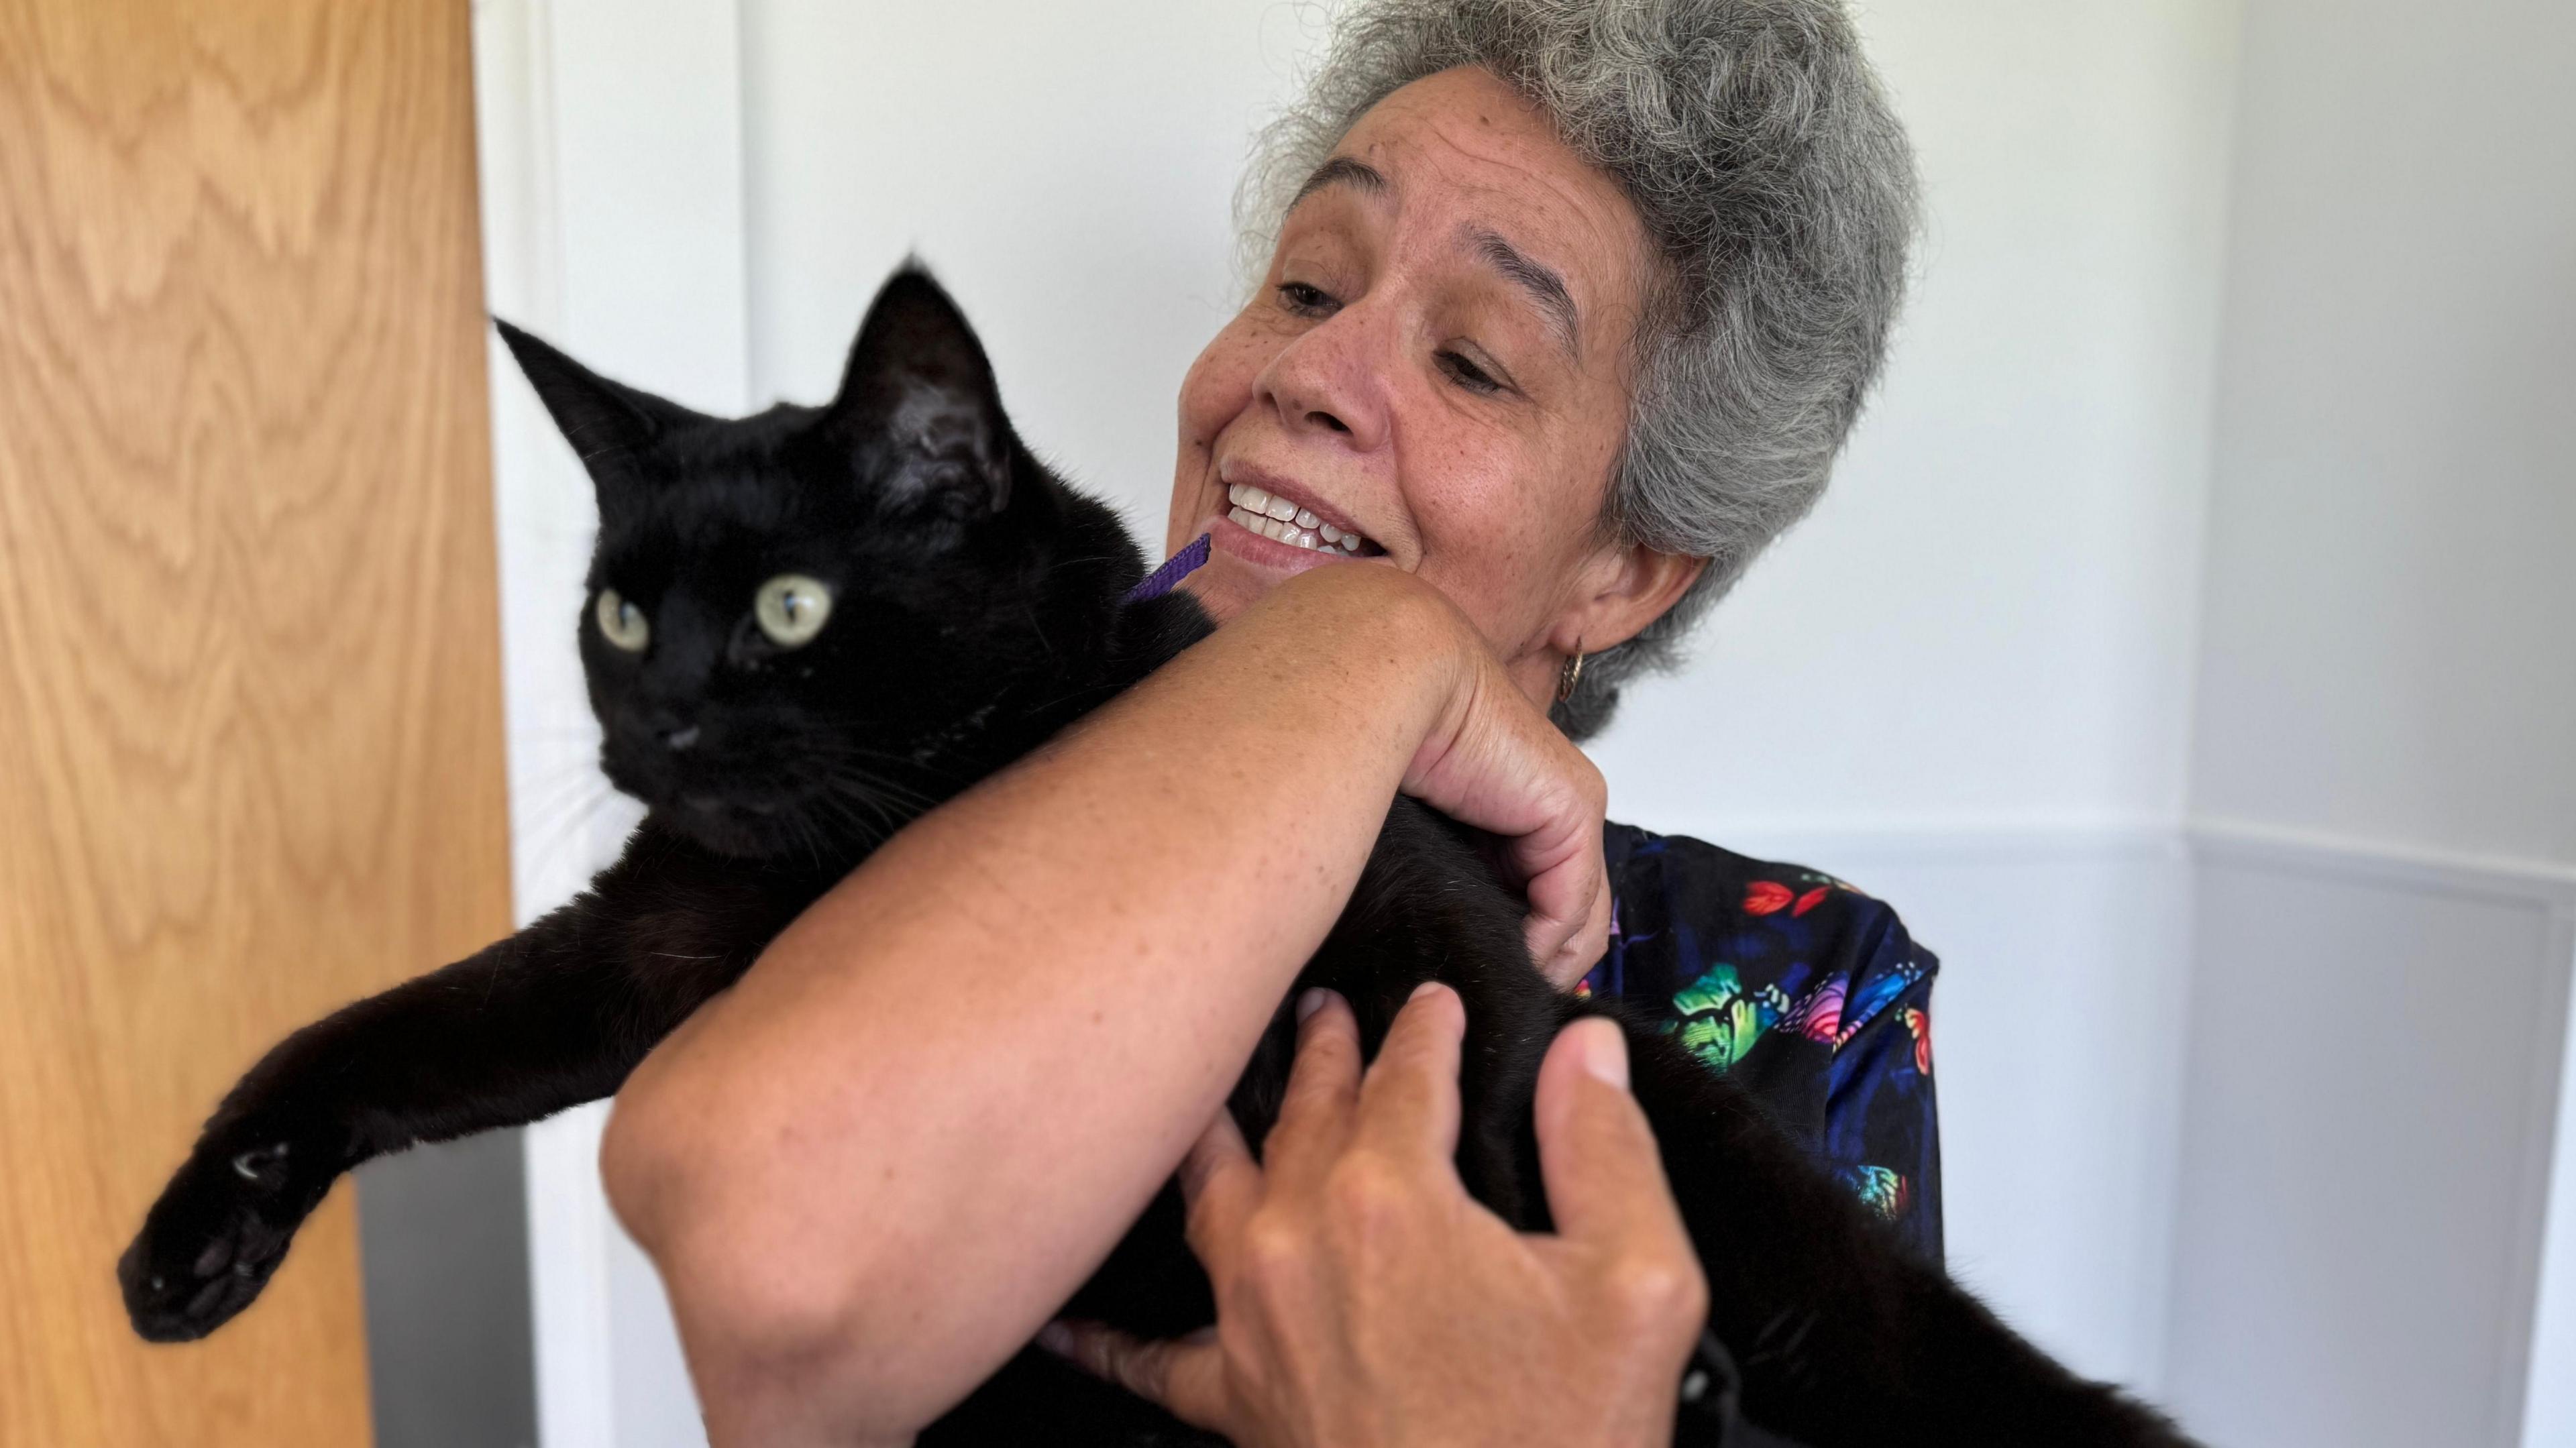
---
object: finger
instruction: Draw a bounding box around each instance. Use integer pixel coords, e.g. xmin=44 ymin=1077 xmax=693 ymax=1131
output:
xmin=1177 ymin=1106 xmax=1261 ymax=1279
xmin=1038 ymin=1321 xmax=1231 ymax=1432
xmin=1532 ymin=1016 xmax=1695 ymax=1256
xmin=1529 ymin=868 xmax=1611 ymax=989
xmin=1350 ymin=981 xmax=1467 ymax=1166
xmin=1501 ymin=763 xmax=1608 ymax=986
xmin=1260 ymin=988 xmax=1362 ymax=1188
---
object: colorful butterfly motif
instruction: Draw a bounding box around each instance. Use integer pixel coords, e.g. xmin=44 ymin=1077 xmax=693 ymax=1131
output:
xmin=1746 ymin=876 xmax=1842 ymax=920
xmin=1668 ymin=963 xmax=1791 ymax=1072
xmin=1743 ymin=881 xmax=1795 ymax=916
xmin=1900 ymin=1005 xmax=1932 ymax=1076
xmin=1837 ymin=1165 xmax=1912 ymax=1220
xmin=1837 ymin=959 xmax=1924 ymax=1048
xmin=1781 ymin=974 xmax=1847 ymax=1044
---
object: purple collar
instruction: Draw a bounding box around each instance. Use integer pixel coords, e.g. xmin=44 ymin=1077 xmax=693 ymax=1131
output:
xmin=1122 ymin=533 xmax=1211 ymax=605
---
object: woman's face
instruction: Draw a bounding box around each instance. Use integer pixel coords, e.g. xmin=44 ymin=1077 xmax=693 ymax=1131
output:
xmin=1167 ymin=66 xmax=1702 ymax=705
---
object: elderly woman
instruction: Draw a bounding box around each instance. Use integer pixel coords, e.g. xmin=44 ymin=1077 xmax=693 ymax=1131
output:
xmin=605 ymin=1 xmax=1925 ymax=1443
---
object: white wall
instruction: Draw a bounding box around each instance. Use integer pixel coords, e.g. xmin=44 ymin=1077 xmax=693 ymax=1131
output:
xmin=738 ymin=0 xmax=1320 ymax=530
xmin=2184 ymin=0 xmax=2576 ymax=868
xmin=1591 ymin=0 xmax=2241 ymax=837
xmin=2163 ymin=2 xmax=2576 ymax=1445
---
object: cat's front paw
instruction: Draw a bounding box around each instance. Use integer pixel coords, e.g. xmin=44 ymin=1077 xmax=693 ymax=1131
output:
xmin=118 ymin=1139 xmax=325 ymax=1342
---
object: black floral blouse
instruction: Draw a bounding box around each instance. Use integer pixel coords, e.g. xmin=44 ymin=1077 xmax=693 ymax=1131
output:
xmin=1580 ymin=823 xmax=1944 ymax=1264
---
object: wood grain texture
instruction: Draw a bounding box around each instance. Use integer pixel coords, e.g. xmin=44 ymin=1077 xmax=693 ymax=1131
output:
xmin=0 ymin=1 xmax=512 ymax=1443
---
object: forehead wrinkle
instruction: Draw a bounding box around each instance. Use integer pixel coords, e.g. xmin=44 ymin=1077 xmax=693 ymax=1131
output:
xmin=1461 ymin=225 xmax=1580 ymax=361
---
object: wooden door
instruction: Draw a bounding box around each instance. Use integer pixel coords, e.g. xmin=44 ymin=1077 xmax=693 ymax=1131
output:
xmin=0 ymin=1 xmax=513 ymax=1442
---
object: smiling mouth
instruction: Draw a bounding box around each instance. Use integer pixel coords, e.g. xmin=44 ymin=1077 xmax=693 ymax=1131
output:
xmin=1224 ymin=482 xmax=1381 ymax=555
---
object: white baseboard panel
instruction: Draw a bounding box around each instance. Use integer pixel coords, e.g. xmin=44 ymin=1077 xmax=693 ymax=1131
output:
xmin=2525 ymin=891 xmax=2576 ymax=1448
xmin=2164 ymin=822 xmax=2576 ymax=1448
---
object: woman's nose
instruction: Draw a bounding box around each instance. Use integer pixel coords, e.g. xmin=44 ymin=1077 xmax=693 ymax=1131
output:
xmin=1255 ymin=310 xmax=1389 ymax=451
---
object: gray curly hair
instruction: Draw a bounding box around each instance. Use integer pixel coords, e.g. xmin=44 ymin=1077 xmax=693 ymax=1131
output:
xmin=1239 ymin=0 xmax=1917 ymax=736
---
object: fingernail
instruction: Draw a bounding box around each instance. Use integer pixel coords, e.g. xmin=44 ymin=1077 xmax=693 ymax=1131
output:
xmin=1296 ymin=987 xmax=1332 ymax=1023
xmin=1575 ymin=1017 xmax=1629 ymax=1091
xmin=1035 ymin=1321 xmax=1075 ymax=1356
xmin=1409 ymin=979 xmax=1446 ymax=1003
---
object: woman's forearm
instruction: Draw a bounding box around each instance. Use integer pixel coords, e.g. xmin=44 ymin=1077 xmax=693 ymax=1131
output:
xmin=602 ymin=566 xmax=1493 ymax=1444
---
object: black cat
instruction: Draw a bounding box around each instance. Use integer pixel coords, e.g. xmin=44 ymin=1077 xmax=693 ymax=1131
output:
xmin=119 ymin=266 xmax=2193 ymax=1448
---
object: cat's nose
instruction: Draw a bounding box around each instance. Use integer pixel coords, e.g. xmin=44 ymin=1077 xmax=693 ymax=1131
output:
xmin=629 ymin=707 xmax=699 ymax=752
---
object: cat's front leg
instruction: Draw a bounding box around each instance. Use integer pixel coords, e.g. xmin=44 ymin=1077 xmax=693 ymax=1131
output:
xmin=117 ymin=1095 xmax=356 ymax=1341
xmin=118 ymin=823 xmax=810 ymax=1341
xmin=114 ymin=924 xmax=608 ymax=1343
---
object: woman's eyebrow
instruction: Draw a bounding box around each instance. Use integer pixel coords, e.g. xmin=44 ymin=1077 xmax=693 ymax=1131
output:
xmin=1463 ymin=225 xmax=1580 ymax=360
xmin=1291 ymin=154 xmax=1391 ymax=208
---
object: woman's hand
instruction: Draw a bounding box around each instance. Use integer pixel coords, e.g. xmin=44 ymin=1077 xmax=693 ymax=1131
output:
xmin=1254 ymin=565 xmax=1611 ymax=985
xmin=1045 ymin=985 xmax=1707 ymax=1448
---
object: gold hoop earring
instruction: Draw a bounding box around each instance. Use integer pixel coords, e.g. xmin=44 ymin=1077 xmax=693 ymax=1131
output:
xmin=1556 ymin=646 xmax=1585 ymax=704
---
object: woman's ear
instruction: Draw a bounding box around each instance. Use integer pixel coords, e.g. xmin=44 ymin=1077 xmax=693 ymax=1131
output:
xmin=1550 ymin=543 xmax=1707 ymax=659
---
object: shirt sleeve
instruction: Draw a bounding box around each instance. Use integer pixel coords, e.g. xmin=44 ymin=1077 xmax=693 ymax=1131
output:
xmin=1596 ymin=824 xmax=1947 ymax=1265
xmin=1820 ymin=950 xmax=1942 ymax=1263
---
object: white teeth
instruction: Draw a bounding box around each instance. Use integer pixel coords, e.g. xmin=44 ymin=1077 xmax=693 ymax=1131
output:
xmin=1226 ymin=483 xmax=1373 ymax=556
xmin=1228 ymin=502 xmax=1370 ymax=557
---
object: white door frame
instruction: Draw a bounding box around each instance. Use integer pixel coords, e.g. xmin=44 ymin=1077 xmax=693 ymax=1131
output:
xmin=469 ymin=2 xmax=749 ymax=1443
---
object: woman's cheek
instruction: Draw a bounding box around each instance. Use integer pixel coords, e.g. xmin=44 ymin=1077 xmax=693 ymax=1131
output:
xmin=1177 ymin=320 xmax=1270 ymax=447
xmin=1430 ymin=452 xmax=1586 ymax=637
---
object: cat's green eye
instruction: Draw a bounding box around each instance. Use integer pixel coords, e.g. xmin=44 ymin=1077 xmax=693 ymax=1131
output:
xmin=755 ymin=573 xmax=833 ymax=649
xmin=596 ymin=588 xmax=649 ymax=653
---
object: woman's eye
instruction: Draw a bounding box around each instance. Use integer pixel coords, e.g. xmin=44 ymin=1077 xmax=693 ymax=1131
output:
xmin=1276 ymin=281 xmax=1338 ymax=317
xmin=595 ymin=588 xmax=649 ymax=653
xmin=1438 ymin=349 xmax=1505 ymax=395
xmin=754 ymin=573 xmax=835 ymax=649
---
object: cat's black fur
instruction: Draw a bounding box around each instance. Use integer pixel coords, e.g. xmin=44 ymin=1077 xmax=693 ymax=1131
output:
xmin=119 ymin=267 xmax=2194 ymax=1448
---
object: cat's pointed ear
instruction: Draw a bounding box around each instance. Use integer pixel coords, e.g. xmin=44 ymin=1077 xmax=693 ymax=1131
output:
xmin=494 ymin=320 xmax=710 ymax=494
xmin=821 ymin=266 xmax=1012 ymax=520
